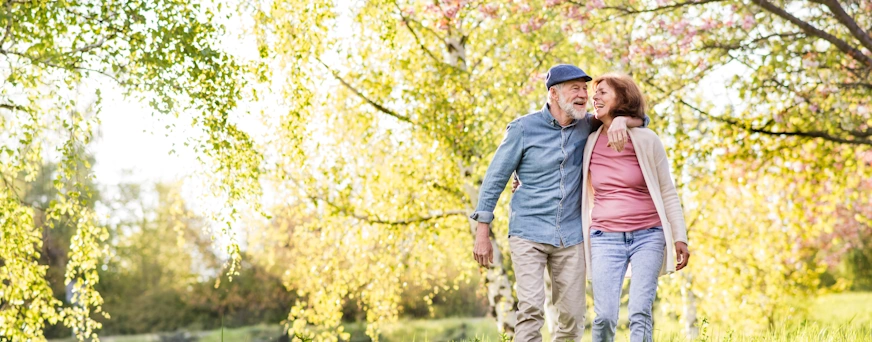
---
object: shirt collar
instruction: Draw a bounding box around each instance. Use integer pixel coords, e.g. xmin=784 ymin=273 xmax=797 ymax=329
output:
xmin=541 ymin=103 xmax=578 ymax=128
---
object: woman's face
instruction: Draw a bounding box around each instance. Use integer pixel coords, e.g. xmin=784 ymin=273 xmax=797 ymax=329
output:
xmin=592 ymin=81 xmax=617 ymax=120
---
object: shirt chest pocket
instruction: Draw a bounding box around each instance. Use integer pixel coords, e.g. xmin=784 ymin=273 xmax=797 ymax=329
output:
xmin=568 ymin=138 xmax=587 ymax=166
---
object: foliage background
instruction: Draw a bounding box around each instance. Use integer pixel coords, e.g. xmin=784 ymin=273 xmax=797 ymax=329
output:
xmin=1 ymin=0 xmax=870 ymax=341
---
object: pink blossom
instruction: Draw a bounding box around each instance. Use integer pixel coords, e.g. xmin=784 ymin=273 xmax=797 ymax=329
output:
xmin=445 ymin=7 xmax=458 ymax=19
xmin=741 ymin=14 xmax=755 ymax=30
xmin=677 ymin=20 xmax=689 ymax=30
xmin=567 ymin=6 xmax=582 ymax=20
xmin=438 ymin=19 xmax=449 ymax=30
xmin=680 ymin=35 xmax=693 ymax=48
xmin=700 ymin=19 xmax=717 ymax=31
xmin=669 ymin=19 xmax=689 ymax=35
xmin=540 ymin=42 xmax=556 ymax=52
xmin=587 ymin=0 xmax=605 ymax=10
xmin=521 ymin=17 xmax=546 ymax=33
xmin=546 ymin=0 xmax=565 ymax=7
xmin=595 ymin=41 xmax=612 ymax=54
xmin=479 ymin=3 xmax=499 ymax=18
xmin=809 ymin=104 xmax=819 ymax=112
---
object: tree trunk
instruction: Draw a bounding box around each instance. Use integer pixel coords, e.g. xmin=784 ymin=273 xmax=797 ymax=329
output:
xmin=453 ymin=33 xmax=516 ymax=336
xmin=469 ymin=218 xmax=518 ymax=336
xmin=463 ymin=165 xmax=516 ymax=337
xmin=682 ymin=273 xmax=699 ymax=339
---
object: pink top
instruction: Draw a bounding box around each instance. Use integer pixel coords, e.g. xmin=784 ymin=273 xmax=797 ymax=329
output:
xmin=589 ymin=133 xmax=661 ymax=232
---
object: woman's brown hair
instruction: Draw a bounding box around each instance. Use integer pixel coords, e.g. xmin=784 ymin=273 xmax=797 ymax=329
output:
xmin=592 ymin=73 xmax=646 ymax=120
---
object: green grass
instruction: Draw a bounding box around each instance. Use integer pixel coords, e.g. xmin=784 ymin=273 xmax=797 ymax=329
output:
xmin=807 ymin=291 xmax=872 ymax=327
xmin=197 ymin=324 xmax=283 ymax=342
xmin=49 ymin=292 xmax=872 ymax=342
xmin=342 ymin=317 xmax=499 ymax=342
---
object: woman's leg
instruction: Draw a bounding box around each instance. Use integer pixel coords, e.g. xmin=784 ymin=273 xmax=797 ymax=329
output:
xmin=590 ymin=230 xmax=630 ymax=342
xmin=627 ymin=227 xmax=666 ymax=342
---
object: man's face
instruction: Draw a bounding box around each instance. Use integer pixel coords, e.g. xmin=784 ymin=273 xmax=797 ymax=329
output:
xmin=552 ymin=80 xmax=588 ymax=119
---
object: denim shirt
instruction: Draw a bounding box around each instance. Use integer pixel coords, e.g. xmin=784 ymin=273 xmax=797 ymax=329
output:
xmin=471 ymin=104 xmax=648 ymax=248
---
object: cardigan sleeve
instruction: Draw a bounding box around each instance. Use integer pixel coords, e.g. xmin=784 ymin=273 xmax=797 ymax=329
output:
xmin=652 ymin=138 xmax=689 ymax=244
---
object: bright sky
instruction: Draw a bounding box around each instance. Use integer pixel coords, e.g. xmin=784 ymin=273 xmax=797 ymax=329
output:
xmin=91 ymin=88 xmax=196 ymax=186
xmin=91 ymin=6 xmax=258 ymax=190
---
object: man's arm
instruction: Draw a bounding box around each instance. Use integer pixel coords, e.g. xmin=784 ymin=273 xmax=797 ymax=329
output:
xmin=470 ymin=121 xmax=524 ymax=223
xmin=588 ymin=114 xmax=649 ymax=152
xmin=472 ymin=121 xmax=524 ymax=267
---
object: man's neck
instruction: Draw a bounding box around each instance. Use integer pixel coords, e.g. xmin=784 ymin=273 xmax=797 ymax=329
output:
xmin=547 ymin=102 xmax=575 ymax=126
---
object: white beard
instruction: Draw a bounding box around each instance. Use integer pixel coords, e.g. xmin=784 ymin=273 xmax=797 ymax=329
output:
xmin=558 ymin=93 xmax=586 ymax=119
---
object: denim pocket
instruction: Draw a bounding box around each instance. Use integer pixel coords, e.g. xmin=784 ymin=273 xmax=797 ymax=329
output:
xmin=570 ymin=139 xmax=586 ymax=166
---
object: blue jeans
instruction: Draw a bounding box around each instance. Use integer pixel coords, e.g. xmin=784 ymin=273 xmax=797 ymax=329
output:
xmin=590 ymin=227 xmax=665 ymax=342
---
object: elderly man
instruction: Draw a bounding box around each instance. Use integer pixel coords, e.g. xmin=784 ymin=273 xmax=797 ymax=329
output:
xmin=471 ymin=64 xmax=647 ymax=342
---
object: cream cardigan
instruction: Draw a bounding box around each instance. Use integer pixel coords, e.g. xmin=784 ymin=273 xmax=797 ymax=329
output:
xmin=581 ymin=127 xmax=688 ymax=279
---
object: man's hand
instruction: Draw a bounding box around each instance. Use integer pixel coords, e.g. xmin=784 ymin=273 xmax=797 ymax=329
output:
xmin=473 ymin=222 xmax=494 ymax=267
xmin=607 ymin=116 xmax=629 ymax=152
xmin=511 ymin=175 xmax=521 ymax=193
xmin=675 ymin=241 xmax=690 ymax=271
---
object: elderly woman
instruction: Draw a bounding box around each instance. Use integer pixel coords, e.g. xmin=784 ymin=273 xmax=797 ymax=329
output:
xmin=581 ymin=73 xmax=691 ymax=342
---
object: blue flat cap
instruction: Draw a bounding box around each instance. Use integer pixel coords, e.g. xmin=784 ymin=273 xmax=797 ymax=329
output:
xmin=545 ymin=64 xmax=592 ymax=90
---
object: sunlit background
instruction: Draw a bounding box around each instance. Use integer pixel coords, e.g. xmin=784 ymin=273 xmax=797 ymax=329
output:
xmin=2 ymin=1 xmax=871 ymax=341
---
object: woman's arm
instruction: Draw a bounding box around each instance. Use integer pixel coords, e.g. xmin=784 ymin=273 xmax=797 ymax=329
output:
xmin=588 ymin=114 xmax=648 ymax=152
xmin=652 ymin=138 xmax=691 ymax=270
xmin=653 ymin=139 xmax=688 ymax=243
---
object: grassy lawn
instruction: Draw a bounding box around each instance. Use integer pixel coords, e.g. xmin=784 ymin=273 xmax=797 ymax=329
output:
xmin=49 ymin=292 xmax=872 ymax=342
xmin=807 ymin=291 xmax=872 ymax=327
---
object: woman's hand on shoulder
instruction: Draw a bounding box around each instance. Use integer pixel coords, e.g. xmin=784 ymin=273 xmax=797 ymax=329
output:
xmin=607 ymin=116 xmax=630 ymax=152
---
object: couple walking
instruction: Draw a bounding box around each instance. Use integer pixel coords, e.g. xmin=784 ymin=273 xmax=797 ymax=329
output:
xmin=471 ymin=65 xmax=691 ymax=342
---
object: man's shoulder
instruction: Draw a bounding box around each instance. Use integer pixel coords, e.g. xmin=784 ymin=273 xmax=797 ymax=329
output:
xmin=516 ymin=110 xmax=543 ymax=123
xmin=506 ymin=110 xmax=544 ymax=129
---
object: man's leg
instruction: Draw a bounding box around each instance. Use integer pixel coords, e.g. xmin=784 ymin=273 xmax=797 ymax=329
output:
xmin=590 ymin=230 xmax=630 ymax=342
xmin=509 ymin=236 xmax=549 ymax=342
xmin=627 ymin=228 xmax=666 ymax=342
xmin=548 ymin=242 xmax=586 ymax=342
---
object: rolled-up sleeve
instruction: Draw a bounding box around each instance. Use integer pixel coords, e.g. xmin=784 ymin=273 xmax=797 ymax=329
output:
xmin=470 ymin=121 xmax=524 ymax=223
